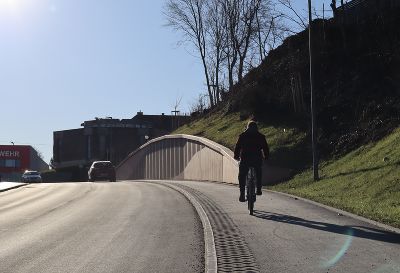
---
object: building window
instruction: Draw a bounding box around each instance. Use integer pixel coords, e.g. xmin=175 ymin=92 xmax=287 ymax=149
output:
xmin=0 ymin=159 xmax=21 ymax=168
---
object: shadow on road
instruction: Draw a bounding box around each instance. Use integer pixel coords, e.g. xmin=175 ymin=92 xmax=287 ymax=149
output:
xmin=253 ymin=211 xmax=400 ymax=244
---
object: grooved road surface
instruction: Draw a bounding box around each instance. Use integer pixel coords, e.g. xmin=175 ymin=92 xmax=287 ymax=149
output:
xmin=0 ymin=182 xmax=204 ymax=273
xmin=166 ymin=180 xmax=400 ymax=273
xmin=1 ymin=181 xmax=400 ymax=273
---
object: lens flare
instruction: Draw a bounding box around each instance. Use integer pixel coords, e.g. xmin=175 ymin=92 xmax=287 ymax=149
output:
xmin=0 ymin=0 xmax=24 ymax=19
xmin=323 ymin=228 xmax=354 ymax=268
xmin=0 ymin=0 xmax=42 ymax=25
xmin=0 ymin=0 xmax=20 ymax=10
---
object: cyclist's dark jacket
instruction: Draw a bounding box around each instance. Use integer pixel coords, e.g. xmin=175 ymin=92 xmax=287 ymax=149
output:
xmin=234 ymin=127 xmax=269 ymax=165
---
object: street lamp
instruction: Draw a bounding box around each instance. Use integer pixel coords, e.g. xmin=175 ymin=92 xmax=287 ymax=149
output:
xmin=308 ymin=0 xmax=319 ymax=181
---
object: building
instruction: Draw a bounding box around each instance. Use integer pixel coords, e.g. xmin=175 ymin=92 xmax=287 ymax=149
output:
xmin=52 ymin=112 xmax=190 ymax=173
xmin=0 ymin=145 xmax=49 ymax=181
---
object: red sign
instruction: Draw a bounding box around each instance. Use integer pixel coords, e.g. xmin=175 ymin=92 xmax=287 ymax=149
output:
xmin=0 ymin=145 xmax=31 ymax=173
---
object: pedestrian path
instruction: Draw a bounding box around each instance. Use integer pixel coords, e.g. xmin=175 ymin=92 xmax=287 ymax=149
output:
xmin=0 ymin=182 xmax=27 ymax=192
xmin=167 ymin=180 xmax=400 ymax=273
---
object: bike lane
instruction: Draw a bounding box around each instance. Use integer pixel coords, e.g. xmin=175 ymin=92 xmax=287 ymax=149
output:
xmin=169 ymin=180 xmax=400 ymax=273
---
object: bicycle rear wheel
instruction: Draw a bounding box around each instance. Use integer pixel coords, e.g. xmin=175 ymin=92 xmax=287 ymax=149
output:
xmin=248 ymin=192 xmax=254 ymax=215
xmin=247 ymin=168 xmax=256 ymax=215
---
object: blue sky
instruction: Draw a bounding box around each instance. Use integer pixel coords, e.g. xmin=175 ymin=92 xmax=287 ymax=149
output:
xmin=0 ymin=0 xmax=332 ymax=163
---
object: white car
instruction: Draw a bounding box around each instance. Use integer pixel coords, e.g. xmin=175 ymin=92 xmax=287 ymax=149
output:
xmin=21 ymin=170 xmax=42 ymax=183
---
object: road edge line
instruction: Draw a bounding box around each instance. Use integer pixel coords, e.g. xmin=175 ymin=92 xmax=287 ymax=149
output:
xmin=181 ymin=180 xmax=400 ymax=234
xmin=136 ymin=179 xmax=400 ymax=234
xmin=0 ymin=183 xmax=28 ymax=193
xmin=266 ymin=189 xmax=400 ymax=234
xmin=149 ymin=181 xmax=217 ymax=273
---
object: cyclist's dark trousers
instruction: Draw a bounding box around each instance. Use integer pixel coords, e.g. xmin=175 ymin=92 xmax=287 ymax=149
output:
xmin=238 ymin=161 xmax=262 ymax=191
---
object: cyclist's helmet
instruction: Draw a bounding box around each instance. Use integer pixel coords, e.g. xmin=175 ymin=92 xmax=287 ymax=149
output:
xmin=247 ymin=120 xmax=258 ymax=131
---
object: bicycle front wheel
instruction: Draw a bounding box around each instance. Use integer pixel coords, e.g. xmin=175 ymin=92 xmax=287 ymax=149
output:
xmin=247 ymin=178 xmax=255 ymax=215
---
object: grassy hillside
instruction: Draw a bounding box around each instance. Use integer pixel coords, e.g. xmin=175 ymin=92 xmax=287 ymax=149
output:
xmin=175 ymin=113 xmax=400 ymax=228
xmin=174 ymin=111 xmax=308 ymax=170
xmin=174 ymin=10 xmax=400 ymax=228
xmin=271 ymin=127 xmax=400 ymax=228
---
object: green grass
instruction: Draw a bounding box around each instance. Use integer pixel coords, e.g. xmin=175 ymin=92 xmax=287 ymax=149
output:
xmin=174 ymin=111 xmax=307 ymax=169
xmin=174 ymin=112 xmax=248 ymax=150
xmin=270 ymin=127 xmax=400 ymax=228
xmin=175 ymin=111 xmax=400 ymax=228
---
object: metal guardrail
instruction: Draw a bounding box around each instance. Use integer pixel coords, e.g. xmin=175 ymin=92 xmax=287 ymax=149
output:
xmin=342 ymin=0 xmax=367 ymax=10
xmin=335 ymin=0 xmax=399 ymax=21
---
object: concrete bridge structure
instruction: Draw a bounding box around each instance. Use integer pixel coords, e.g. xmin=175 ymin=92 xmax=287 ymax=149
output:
xmin=116 ymin=134 xmax=292 ymax=184
xmin=116 ymin=134 xmax=239 ymax=184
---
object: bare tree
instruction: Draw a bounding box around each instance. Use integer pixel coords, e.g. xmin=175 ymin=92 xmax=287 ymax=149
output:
xmin=34 ymin=147 xmax=45 ymax=161
xmin=165 ymin=0 xmax=291 ymax=106
xmin=254 ymin=1 xmax=287 ymax=61
xmin=190 ymin=93 xmax=208 ymax=114
xmin=164 ymin=0 xmax=216 ymax=107
xmin=171 ymin=94 xmax=183 ymax=128
xmin=172 ymin=94 xmax=183 ymax=113
xmin=205 ymin=0 xmax=226 ymax=103
xmin=220 ymin=0 xmax=277 ymax=85
xmin=219 ymin=0 xmax=238 ymax=89
xmin=275 ymin=0 xmax=308 ymax=32
xmin=223 ymin=0 xmax=261 ymax=83
xmin=237 ymin=0 xmax=256 ymax=82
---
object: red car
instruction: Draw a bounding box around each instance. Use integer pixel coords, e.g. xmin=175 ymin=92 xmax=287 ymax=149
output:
xmin=88 ymin=161 xmax=116 ymax=182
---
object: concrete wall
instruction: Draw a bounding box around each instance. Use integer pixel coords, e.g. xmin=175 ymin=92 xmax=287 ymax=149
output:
xmin=116 ymin=134 xmax=239 ymax=184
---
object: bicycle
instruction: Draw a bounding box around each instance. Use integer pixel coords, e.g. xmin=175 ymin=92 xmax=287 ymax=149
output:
xmin=246 ymin=167 xmax=257 ymax=215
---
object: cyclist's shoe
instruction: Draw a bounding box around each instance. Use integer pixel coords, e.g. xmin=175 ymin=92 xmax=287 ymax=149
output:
xmin=239 ymin=192 xmax=246 ymax=202
xmin=256 ymin=188 xmax=263 ymax=195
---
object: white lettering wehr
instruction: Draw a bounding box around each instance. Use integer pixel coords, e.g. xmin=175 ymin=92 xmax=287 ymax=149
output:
xmin=0 ymin=151 xmax=20 ymax=157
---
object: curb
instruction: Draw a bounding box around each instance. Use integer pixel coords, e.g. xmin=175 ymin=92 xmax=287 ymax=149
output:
xmin=146 ymin=181 xmax=217 ymax=273
xmin=0 ymin=183 xmax=28 ymax=193
xmin=266 ymin=189 xmax=400 ymax=234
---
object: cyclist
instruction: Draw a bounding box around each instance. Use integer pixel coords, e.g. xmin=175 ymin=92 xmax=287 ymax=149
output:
xmin=234 ymin=120 xmax=269 ymax=202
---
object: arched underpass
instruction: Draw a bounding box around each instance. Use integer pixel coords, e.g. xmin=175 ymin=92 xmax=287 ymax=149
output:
xmin=116 ymin=134 xmax=291 ymax=184
xmin=117 ymin=134 xmax=238 ymax=183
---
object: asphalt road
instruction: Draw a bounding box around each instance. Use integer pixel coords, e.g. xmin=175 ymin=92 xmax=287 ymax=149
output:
xmin=0 ymin=182 xmax=204 ymax=273
xmin=1 ymin=181 xmax=399 ymax=273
